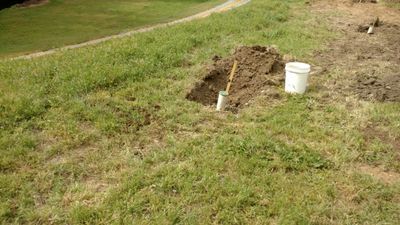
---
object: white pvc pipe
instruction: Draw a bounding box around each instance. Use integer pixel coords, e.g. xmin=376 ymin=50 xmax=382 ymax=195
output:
xmin=216 ymin=91 xmax=228 ymax=111
xmin=367 ymin=26 xmax=374 ymax=34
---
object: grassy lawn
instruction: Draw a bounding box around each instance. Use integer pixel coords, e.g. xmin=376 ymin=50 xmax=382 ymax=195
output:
xmin=0 ymin=0 xmax=399 ymax=224
xmin=0 ymin=0 xmax=225 ymax=58
xmin=385 ymin=0 xmax=400 ymax=9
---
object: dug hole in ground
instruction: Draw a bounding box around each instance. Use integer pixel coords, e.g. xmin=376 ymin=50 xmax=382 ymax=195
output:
xmin=186 ymin=45 xmax=290 ymax=112
xmin=186 ymin=45 xmax=311 ymax=112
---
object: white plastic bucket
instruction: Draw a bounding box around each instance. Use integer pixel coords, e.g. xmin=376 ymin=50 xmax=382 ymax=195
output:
xmin=284 ymin=62 xmax=311 ymax=94
xmin=216 ymin=91 xmax=228 ymax=111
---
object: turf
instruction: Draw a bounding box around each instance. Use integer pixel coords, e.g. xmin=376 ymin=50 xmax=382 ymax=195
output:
xmin=384 ymin=0 xmax=400 ymax=9
xmin=0 ymin=0 xmax=399 ymax=224
xmin=0 ymin=0 xmax=225 ymax=58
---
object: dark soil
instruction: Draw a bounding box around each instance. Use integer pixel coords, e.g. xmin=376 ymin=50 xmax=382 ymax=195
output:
xmin=351 ymin=74 xmax=400 ymax=101
xmin=186 ymin=46 xmax=285 ymax=110
xmin=349 ymin=22 xmax=400 ymax=102
xmin=363 ymin=125 xmax=400 ymax=152
xmin=312 ymin=0 xmax=400 ymax=103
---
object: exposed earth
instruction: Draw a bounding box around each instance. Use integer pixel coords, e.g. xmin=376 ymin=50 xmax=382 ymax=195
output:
xmin=186 ymin=46 xmax=285 ymax=111
xmin=311 ymin=0 xmax=400 ymax=103
xmin=351 ymin=73 xmax=400 ymax=102
xmin=349 ymin=21 xmax=400 ymax=102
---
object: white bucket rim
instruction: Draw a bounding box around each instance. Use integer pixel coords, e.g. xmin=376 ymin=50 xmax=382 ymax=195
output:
xmin=285 ymin=62 xmax=311 ymax=74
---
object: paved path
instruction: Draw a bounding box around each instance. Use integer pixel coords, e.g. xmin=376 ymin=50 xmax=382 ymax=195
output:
xmin=11 ymin=0 xmax=251 ymax=60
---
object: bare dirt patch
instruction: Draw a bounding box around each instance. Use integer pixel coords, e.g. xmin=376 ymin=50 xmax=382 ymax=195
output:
xmin=345 ymin=21 xmax=399 ymax=101
xmin=363 ymin=125 xmax=400 ymax=153
xmin=351 ymin=73 xmax=400 ymax=102
xmin=360 ymin=125 xmax=400 ymax=175
xmin=311 ymin=0 xmax=400 ymax=102
xmin=357 ymin=164 xmax=400 ymax=184
xmin=344 ymin=21 xmax=400 ymax=102
xmin=186 ymin=46 xmax=285 ymax=111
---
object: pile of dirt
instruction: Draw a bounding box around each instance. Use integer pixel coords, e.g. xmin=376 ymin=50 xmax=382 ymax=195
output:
xmin=351 ymin=74 xmax=400 ymax=102
xmin=186 ymin=46 xmax=285 ymax=110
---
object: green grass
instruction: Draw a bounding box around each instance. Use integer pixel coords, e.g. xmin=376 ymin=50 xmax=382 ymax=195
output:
xmin=383 ymin=0 xmax=400 ymax=9
xmin=0 ymin=0 xmax=224 ymax=58
xmin=1 ymin=0 xmax=399 ymax=224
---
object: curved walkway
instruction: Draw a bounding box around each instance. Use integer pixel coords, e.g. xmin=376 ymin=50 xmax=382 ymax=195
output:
xmin=12 ymin=0 xmax=251 ymax=60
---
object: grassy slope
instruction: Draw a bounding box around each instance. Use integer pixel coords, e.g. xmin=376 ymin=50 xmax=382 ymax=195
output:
xmin=0 ymin=0 xmax=224 ymax=58
xmin=385 ymin=1 xmax=400 ymax=9
xmin=383 ymin=0 xmax=400 ymax=8
xmin=0 ymin=0 xmax=399 ymax=224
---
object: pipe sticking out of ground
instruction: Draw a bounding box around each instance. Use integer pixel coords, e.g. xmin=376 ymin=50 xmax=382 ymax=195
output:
xmin=368 ymin=17 xmax=380 ymax=34
xmin=216 ymin=60 xmax=238 ymax=111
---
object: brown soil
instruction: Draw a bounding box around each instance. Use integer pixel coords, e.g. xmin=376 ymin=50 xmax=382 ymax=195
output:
xmin=17 ymin=0 xmax=48 ymax=8
xmin=357 ymin=164 xmax=400 ymax=184
xmin=186 ymin=46 xmax=285 ymax=110
xmin=311 ymin=0 xmax=400 ymax=102
xmin=363 ymin=125 xmax=400 ymax=152
xmin=351 ymin=73 xmax=400 ymax=101
xmin=346 ymin=21 xmax=400 ymax=102
xmin=358 ymin=125 xmax=400 ymax=183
